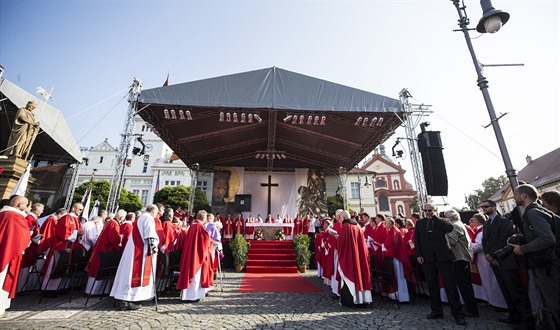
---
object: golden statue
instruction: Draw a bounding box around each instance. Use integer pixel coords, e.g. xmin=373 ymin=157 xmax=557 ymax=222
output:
xmin=5 ymin=100 xmax=40 ymax=159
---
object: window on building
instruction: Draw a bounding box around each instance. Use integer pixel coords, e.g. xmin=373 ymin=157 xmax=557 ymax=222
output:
xmin=133 ymin=189 xmax=140 ymax=196
xmin=350 ymin=182 xmax=360 ymax=199
xmin=397 ymin=205 xmax=404 ymax=216
xmin=197 ymin=180 xmax=208 ymax=192
xmin=99 ymin=156 xmax=104 ymax=163
xmin=176 ymin=181 xmax=181 ymax=186
xmin=393 ymin=180 xmax=400 ymax=190
xmin=165 ymin=180 xmax=169 ymax=186
xmin=142 ymin=162 xmax=148 ymax=173
xmin=379 ymin=194 xmax=389 ymax=211
xmin=141 ymin=190 xmax=149 ymax=206
xmin=376 ymin=179 xmax=386 ymax=188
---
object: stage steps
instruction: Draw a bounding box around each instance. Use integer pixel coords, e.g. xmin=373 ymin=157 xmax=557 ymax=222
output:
xmin=245 ymin=240 xmax=297 ymax=274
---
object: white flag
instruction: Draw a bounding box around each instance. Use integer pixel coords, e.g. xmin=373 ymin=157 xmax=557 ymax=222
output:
xmin=80 ymin=184 xmax=92 ymax=222
xmin=9 ymin=164 xmax=31 ymax=197
xmin=89 ymin=200 xmax=100 ymax=222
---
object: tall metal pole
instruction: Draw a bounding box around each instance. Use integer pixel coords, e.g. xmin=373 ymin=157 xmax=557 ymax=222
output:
xmin=188 ymin=163 xmax=199 ymax=216
xmin=451 ymin=0 xmax=518 ymax=190
xmin=107 ymin=78 xmax=142 ymax=212
xmin=64 ymin=162 xmax=80 ymax=209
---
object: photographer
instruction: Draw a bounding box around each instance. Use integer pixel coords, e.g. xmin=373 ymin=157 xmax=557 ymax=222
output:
xmin=511 ymin=184 xmax=560 ymax=329
xmin=480 ymin=200 xmax=533 ymax=327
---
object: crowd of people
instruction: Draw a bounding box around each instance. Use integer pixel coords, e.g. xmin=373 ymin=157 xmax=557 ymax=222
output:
xmin=0 ymin=184 xmax=558 ymax=330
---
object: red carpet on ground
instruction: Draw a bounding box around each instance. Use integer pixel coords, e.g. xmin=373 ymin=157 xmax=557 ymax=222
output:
xmin=239 ymin=272 xmax=322 ymax=293
xmin=245 ymin=240 xmax=298 ymax=274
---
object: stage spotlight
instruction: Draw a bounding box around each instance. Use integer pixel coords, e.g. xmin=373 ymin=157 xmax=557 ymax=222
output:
xmin=254 ymin=114 xmax=262 ymax=122
xmin=233 ymin=113 xmax=239 ymax=122
xmin=376 ymin=117 xmax=384 ymax=126
xmin=241 ymin=113 xmax=246 ymax=123
xmin=219 ymin=112 xmax=225 ymax=122
xmin=164 ymin=109 xmax=170 ymax=119
xmin=355 ymin=117 xmax=363 ymax=125
xmin=362 ymin=117 xmax=369 ymax=126
xmin=186 ymin=110 xmax=192 ymax=120
xmin=307 ymin=116 xmax=313 ymax=125
xmin=226 ymin=113 xmax=232 ymax=122
xmin=283 ymin=115 xmax=293 ymax=123
xmin=313 ymin=116 xmax=319 ymax=125
xmin=320 ymin=116 xmax=326 ymax=125
xmin=179 ymin=110 xmax=185 ymax=120
xmin=255 ymin=154 xmax=260 ymax=159
xmin=248 ymin=114 xmax=254 ymax=123
xmin=170 ymin=110 xmax=177 ymax=119
xmin=292 ymin=115 xmax=298 ymax=124
xmin=299 ymin=115 xmax=304 ymax=125
xmin=369 ymin=117 xmax=378 ymax=127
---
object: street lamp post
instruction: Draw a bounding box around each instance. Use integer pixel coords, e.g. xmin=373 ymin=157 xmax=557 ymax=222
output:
xmin=451 ymin=0 xmax=518 ymax=190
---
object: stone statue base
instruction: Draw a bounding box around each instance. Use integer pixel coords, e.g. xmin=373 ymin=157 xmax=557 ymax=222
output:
xmin=0 ymin=156 xmax=31 ymax=200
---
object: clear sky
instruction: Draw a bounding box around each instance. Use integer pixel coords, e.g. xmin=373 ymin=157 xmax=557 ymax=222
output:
xmin=1 ymin=0 xmax=558 ymax=208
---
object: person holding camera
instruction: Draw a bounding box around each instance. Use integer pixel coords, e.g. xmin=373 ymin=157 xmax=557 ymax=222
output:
xmin=415 ymin=204 xmax=466 ymax=326
xmin=480 ymin=199 xmax=534 ymax=327
xmin=511 ymin=184 xmax=560 ymax=329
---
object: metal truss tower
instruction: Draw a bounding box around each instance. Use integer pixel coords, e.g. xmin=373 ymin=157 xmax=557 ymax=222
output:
xmin=107 ymin=78 xmax=142 ymax=212
xmin=399 ymin=89 xmax=432 ymax=208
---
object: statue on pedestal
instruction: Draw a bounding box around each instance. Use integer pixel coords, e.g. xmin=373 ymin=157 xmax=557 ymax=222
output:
xmin=4 ymin=100 xmax=40 ymax=160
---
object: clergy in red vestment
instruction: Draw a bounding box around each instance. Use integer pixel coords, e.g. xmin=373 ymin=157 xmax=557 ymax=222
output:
xmin=362 ymin=213 xmax=377 ymax=255
xmin=176 ymin=210 xmax=214 ymax=302
xmin=284 ymin=215 xmax=293 ymax=237
xmin=265 ymin=214 xmax=274 ymax=223
xmin=154 ymin=204 xmax=165 ymax=249
xmin=403 ymin=219 xmax=416 ymax=257
xmin=293 ymin=215 xmax=303 ymax=235
xmin=160 ymin=208 xmax=176 ymax=253
xmin=18 ymin=203 xmax=44 ymax=292
xmin=337 ymin=210 xmax=373 ymax=307
xmin=86 ymin=211 xmax=122 ymax=295
xmin=302 ymin=215 xmax=311 ymax=234
xmin=327 ymin=211 xmax=344 ymax=297
xmin=120 ymin=212 xmax=135 ymax=252
xmin=38 ymin=208 xmax=66 ymax=255
xmin=370 ymin=214 xmax=387 ymax=271
xmin=41 ymin=203 xmax=83 ymax=292
xmin=382 ymin=217 xmax=413 ymax=302
xmin=0 ymin=196 xmax=32 ymax=316
xmin=234 ymin=214 xmax=244 ymax=237
xmin=320 ymin=220 xmax=336 ymax=285
xmin=110 ymin=205 xmax=159 ymax=310
xmin=223 ymin=214 xmax=233 ymax=239
xmin=245 ymin=215 xmax=255 ymax=239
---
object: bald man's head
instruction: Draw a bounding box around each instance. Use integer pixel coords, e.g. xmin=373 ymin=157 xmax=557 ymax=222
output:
xmin=9 ymin=195 xmax=29 ymax=211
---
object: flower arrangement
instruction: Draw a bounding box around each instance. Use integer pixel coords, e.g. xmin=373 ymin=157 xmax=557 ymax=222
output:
xmin=275 ymin=229 xmax=285 ymax=241
xmin=254 ymin=228 xmax=264 ymax=240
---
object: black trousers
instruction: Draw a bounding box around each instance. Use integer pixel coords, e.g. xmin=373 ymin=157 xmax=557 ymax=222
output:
xmin=452 ymin=260 xmax=478 ymax=314
xmin=423 ymin=261 xmax=464 ymax=319
xmin=491 ymin=265 xmax=533 ymax=323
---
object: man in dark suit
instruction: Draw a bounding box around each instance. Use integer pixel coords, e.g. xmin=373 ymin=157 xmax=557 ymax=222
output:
xmin=481 ymin=200 xmax=534 ymax=327
xmin=415 ymin=203 xmax=466 ymax=326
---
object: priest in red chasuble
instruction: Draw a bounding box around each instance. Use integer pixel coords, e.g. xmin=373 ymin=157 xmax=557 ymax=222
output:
xmin=110 ymin=205 xmax=159 ymax=310
xmin=38 ymin=208 xmax=66 ymax=255
xmin=41 ymin=202 xmax=83 ymax=292
xmin=337 ymin=210 xmax=372 ymax=307
xmin=176 ymin=210 xmax=214 ymax=302
xmin=120 ymin=212 xmax=135 ymax=252
xmin=245 ymin=214 xmax=255 ymax=239
xmin=18 ymin=202 xmax=44 ymax=292
xmin=265 ymin=214 xmax=275 ymax=223
xmin=234 ymin=214 xmax=244 ymax=237
xmin=0 ymin=196 xmax=31 ymax=316
xmin=223 ymin=214 xmax=233 ymax=239
xmin=382 ymin=217 xmax=413 ymax=302
xmin=86 ymin=211 xmax=122 ymax=295
xmin=284 ymin=215 xmax=293 ymax=237
xmin=293 ymin=215 xmax=303 ymax=235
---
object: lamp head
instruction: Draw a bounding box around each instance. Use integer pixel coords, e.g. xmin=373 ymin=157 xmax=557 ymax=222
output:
xmin=476 ymin=0 xmax=510 ymax=33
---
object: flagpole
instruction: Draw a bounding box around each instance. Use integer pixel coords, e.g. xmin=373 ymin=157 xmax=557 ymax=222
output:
xmin=80 ymin=169 xmax=97 ymax=222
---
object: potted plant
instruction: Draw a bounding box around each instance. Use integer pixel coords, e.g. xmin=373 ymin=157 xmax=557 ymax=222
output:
xmin=228 ymin=235 xmax=250 ymax=272
xmin=292 ymin=234 xmax=311 ymax=273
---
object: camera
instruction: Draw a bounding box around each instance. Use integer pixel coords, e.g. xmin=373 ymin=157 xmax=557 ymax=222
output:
xmin=504 ymin=207 xmax=522 ymax=227
xmin=492 ymin=233 xmax=525 ymax=261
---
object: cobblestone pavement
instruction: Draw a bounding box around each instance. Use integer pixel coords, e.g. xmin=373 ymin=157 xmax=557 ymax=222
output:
xmin=1 ymin=270 xmax=512 ymax=330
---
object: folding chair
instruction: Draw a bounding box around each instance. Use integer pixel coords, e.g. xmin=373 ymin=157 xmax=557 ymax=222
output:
xmin=371 ymin=256 xmax=400 ymax=308
xmin=39 ymin=250 xmax=70 ymax=303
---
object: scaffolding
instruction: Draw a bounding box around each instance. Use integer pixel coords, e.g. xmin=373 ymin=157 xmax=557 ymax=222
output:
xmin=106 ymin=78 xmax=142 ymax=212
xmin=399 ymin=89 xmax=432 ymax=208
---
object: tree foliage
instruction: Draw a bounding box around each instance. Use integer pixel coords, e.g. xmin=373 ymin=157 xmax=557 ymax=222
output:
xmin=73 ymin=180 xmax=142 ymax=212
xmin=327 ymin=195 xmax=344 ymax=216
xmin=464 ymin=175 xmax=507 ymax=210
xmin=152 ymin=185 xmax=210 ymax=213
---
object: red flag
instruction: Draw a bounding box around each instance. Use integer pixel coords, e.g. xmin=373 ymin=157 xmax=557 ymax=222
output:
xmin=156 ymin=170 xmax=161 ymax=192
xmin=162 ymin=73 xmax=169 ymax=87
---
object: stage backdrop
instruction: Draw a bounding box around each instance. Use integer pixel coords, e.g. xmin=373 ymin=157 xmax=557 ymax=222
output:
xmin=243 ymin=172 xmax=297 ymax=219
xmin=211 ymin=166 xmax=244 ymax=218
xmin=296 ymin=168 xmax=328 ymax=218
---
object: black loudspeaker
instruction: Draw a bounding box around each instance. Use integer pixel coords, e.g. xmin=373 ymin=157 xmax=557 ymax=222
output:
xmin=418 ymin=131 xmax=448 ymax=196
xmin=234 ymin=194 xmax=252 ymax=212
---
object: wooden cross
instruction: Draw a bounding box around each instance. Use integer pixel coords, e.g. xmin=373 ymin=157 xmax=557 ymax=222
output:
xmin=260 ymin=175 xmax=278 ymax=216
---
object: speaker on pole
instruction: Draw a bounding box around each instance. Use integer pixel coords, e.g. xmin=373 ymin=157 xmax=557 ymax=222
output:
xmin=234 ymin=194 xmax=252 ymax=212
xmin=418 ymin=131 xmax=448 ymax=196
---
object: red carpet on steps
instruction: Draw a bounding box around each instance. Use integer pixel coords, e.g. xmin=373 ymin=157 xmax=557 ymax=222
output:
xmin=245 ymin=240 xmax=298 ymax=274
xmin=239 ymin=273 xmax=322 ymax=293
